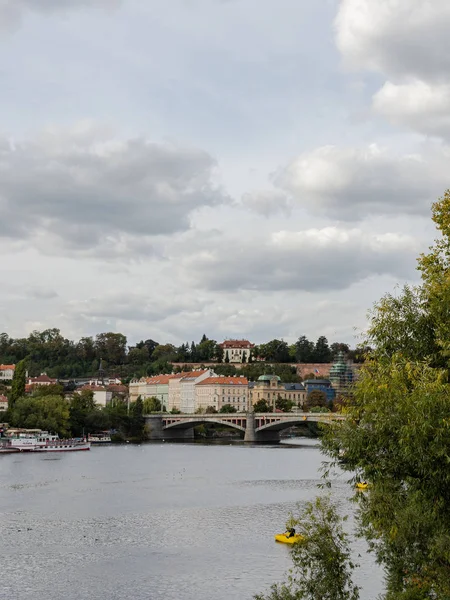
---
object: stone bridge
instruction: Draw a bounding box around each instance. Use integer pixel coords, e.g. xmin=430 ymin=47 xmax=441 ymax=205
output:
xmin=144 ymin=412 xmax=345 ymax=443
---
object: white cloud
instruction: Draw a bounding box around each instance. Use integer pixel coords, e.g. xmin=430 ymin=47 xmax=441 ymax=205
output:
xmin=336 ymin=0 xmax=450 ymax=140
xmin=0 ymin=123 xmax=228 ymax=255
xmin=335 ymin=0 xmax=450 ymax=81
xmin=171 ymin=226 xmax=419 ymax=292
xmin=271 ymin=144 xmax=446 ymax=220
xmin=373 ymin=80 xmax=450 ymax=139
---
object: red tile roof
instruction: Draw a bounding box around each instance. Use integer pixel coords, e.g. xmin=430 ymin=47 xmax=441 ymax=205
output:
xmin=219 ymin=340 xmax=254 ymax=349
xmin=28 ymin=374 xmax=57 ymax=383
xmin=106 ymin=384 xmax=128 ymax=393
xmin=0 ymin=364 xmax=15 ymax=370
xmin=196 ymin=377 xmax=248 ymax=386
xmin=145 ymin=375 xmax=178 ymax=384
xmin=0 ymin=394 xmax=7 ymax=402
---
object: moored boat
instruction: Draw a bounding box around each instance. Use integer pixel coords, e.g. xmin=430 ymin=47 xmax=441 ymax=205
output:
xmin=1 ymin=431 xmax=90 ymax=452
xmin=88 ymin=431 xmax=112 ymax=444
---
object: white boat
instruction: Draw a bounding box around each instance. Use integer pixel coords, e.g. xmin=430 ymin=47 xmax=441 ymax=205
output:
xmin=88 ymin=432 xmax=112 ymax=444
xmin=1 ymin=432 xmax=90 ymax=452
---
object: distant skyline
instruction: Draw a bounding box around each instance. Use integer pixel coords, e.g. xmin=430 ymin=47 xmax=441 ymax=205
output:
xmin=0 ymin=0 xmax=447 ymax=346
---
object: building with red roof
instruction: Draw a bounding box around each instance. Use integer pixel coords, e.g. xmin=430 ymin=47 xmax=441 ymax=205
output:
xmin=196 ymin=376 xmax=249 ymax=412
xmin=0 ymin=364 xmax=15 ymax=381
xmin=219 ymin=340 xmax=254 ymax=363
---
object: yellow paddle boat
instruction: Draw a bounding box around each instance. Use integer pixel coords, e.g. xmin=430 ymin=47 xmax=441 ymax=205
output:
xmin=355 ymin=481 xmax=369 ymax=490
xmin=274 ymin=531 xmax=304 ymax=545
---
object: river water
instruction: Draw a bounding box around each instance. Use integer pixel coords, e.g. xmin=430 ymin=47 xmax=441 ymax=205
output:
xmin=0 ymin=440 xmax=384 ymax=600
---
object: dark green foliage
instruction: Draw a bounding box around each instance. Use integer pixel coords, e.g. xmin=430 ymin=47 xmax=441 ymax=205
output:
xmin=253 ymin=399 xmax=271 ymax=412
xmin=9 ymin=359 xmax=26 ymax=408
xmin=305 ymin=389 xmax=327 ymax=410
xmin=143 ymin=396 xmax=162 ymax=413
xmin=219 ymin=404 xmax=237 ymax=413
xmin=129 ymin=397 xmax=145 ymax=439
xmin=275 ymin=397 xmax=294 ymax=412
xmin=10 ymin=395 xmax=70 ymax=437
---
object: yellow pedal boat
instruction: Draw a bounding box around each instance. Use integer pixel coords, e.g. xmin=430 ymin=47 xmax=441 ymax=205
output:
xmin=356 ymin=482 xmax=369 ymax=490
xmin=274 ymin=533 xmax=303 ymax=545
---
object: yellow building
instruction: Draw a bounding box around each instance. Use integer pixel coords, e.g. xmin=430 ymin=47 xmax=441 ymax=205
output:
xmin=249 ymin=375 xmax=306 ymax=410
xmin=195 ymin=376 xmax=249 ymax=412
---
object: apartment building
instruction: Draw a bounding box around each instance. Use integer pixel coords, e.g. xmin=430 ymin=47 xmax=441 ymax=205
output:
xmin=0 ymin=364 xmax=15 ymax=380
xmin=195 ymin=376 xmax=249 ymax=412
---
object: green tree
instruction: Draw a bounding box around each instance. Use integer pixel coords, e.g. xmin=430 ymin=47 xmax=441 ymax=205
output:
xmin=321 ymin=191 xmax=450 ymax=599
xmin=255 ymin=497 xmax=359 ymax=600
xmin=143 ymin=396 xmax=162 ymax=413
xmin=129 ymin=397 xmax=145 ymax=439
xmin=9 ymin=359 xmax=27 ymax=408
xmin=275 ymin=397 xmax=294 ymax=412
xmin=313 ymin=336 xmax=332 ymax=363
xmin=219 ymin=404 xmax=237 ymax=413
xmin=253 ymin=399 xmax=271 ymax=412
xmin=295 ymin=336 xmax=315 ymax=362
xmin=305 ymin=389 xmax=327 ymax=410
xmin=11 ymin=395 xmax=70 ymax=437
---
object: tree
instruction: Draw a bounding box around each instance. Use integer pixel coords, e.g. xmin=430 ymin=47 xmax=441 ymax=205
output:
xmin=275 ymin=397 xmax=294 ymax=412
xmin=9 ymin=359 xmax=27 ymax=408
xmin=313 ymin=336 xmax=332 ymax=363
xmin=219 ymin=404 xmax=237 ymax=413
xmin=258 ymin=340 xmax=291 ymax=363
xmin=295 ymin=336 xmax=315 ymax=362
xmin=11 ymin=395 xmax=70 ymax=437
xmin=224 ymin=351 xmax=230 ymax=363
xmin=205 ymin=405 xmax=217 ymax=414
xmin=305 ymin=389 xmax=327 ymax=410
xmin=143 ymin=396 xmax=162 ymax=413
xmin=129 ymin=397 xmax=145 ymax=439
xmin=253 ymin=399 xmax=271 ymax=413
xmin=321 ymin=191 xmax=450 ymax=599
xmin=255 ymin=497 xmax=359 ymax=600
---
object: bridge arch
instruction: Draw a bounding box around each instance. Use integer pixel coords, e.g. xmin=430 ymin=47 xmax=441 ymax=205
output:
xmin=163 ymin=417 xmax=245 ymax=433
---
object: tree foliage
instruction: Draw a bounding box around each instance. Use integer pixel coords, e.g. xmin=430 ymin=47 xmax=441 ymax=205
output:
xmin=10 ymin=395 xmax=70 ymax=437
xmin=255 ymin=497 xmax=359 ymax=600
xmin=219 ymin=403 xmax=237 ymax=413
xmin=321 ymin=190 xmax=450 ymax=599
xmin=9 ymin=359 xmax=26 ymax=408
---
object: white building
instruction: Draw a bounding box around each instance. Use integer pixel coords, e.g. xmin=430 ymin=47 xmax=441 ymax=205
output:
xmin=180 ymin=369 xmax=215 ymax=413
xmin=219 ymin=340 xmax=255 ymax=363
xmin=195 ymin=376 xmax=249 ymax=412
xmin=0 ymin=364 xmax=15 ymax=381
xmin=129 ymin=375 xmax=173 ymax=410
xmin=78 ymin=384 xmax=112 ymax=407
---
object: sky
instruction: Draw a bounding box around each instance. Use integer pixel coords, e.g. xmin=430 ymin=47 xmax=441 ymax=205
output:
xmin=0 ymin=0 xmax=448 ymax=347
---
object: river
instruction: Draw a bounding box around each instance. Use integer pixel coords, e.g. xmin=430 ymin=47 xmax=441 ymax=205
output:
xmin=0 ymin=440 xmax=384 ymax=600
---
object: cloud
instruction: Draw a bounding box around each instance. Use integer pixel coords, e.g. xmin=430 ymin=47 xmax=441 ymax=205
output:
xmin=270 ymin=144 xmax=446 ymax=220
xmin=335 ymin=0 xmax=450 ymax=82
xmin=0 ymin=123 xmax=228 ymax=255
xmin=336 ymin=1 xmax=450 ymax=140
xmin=172 ymin=226 xmax=419 ymax=292
xmin=373 ymin=80 xmax=450 ymax=140
xmin=241 ymin=189 xmax=292 ymax=217
xmin=0 ymin=0 xmax=120 ymax=31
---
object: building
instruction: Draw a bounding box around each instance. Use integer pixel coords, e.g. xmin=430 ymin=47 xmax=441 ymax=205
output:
xmin=195 ymin=376 xmax=249 ymax=413
xmin=219 ymin=340 xmax=255 ymax=363
xmin=249 ymin=375 xmax=306 ymax=409
xmin=0 ymin=395 xmax=8 ymax=411
xmin=0 ymin=364 xmax=15 ymax=381
xmin=78 ymin=384 xmax=113 ymax=407
xmin=129 ymin=375 xmax=175 ymax=410
xmin=179 ymin=369 xmax=216 ymax=413
xmin=27 ymin=373 xmax=57 ymax=386
xmin=328 ymin=352 xmax=355 ymax=397
xmin=25 ymin=373 xmax=58 ymax=394
xmin=303 ymin=379 xmax=335 ymax=403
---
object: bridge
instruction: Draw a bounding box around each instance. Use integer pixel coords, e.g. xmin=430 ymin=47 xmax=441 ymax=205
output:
xmin=143 ymin=412 xmax=345 ymax=443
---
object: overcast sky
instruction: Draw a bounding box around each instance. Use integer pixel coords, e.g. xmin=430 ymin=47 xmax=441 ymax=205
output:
xmin=0 ymin=0 xmax=448 ymax=347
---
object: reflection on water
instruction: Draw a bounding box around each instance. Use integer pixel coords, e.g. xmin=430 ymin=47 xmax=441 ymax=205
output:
xmin=0 ymin=441 xmax=383 ymax=600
